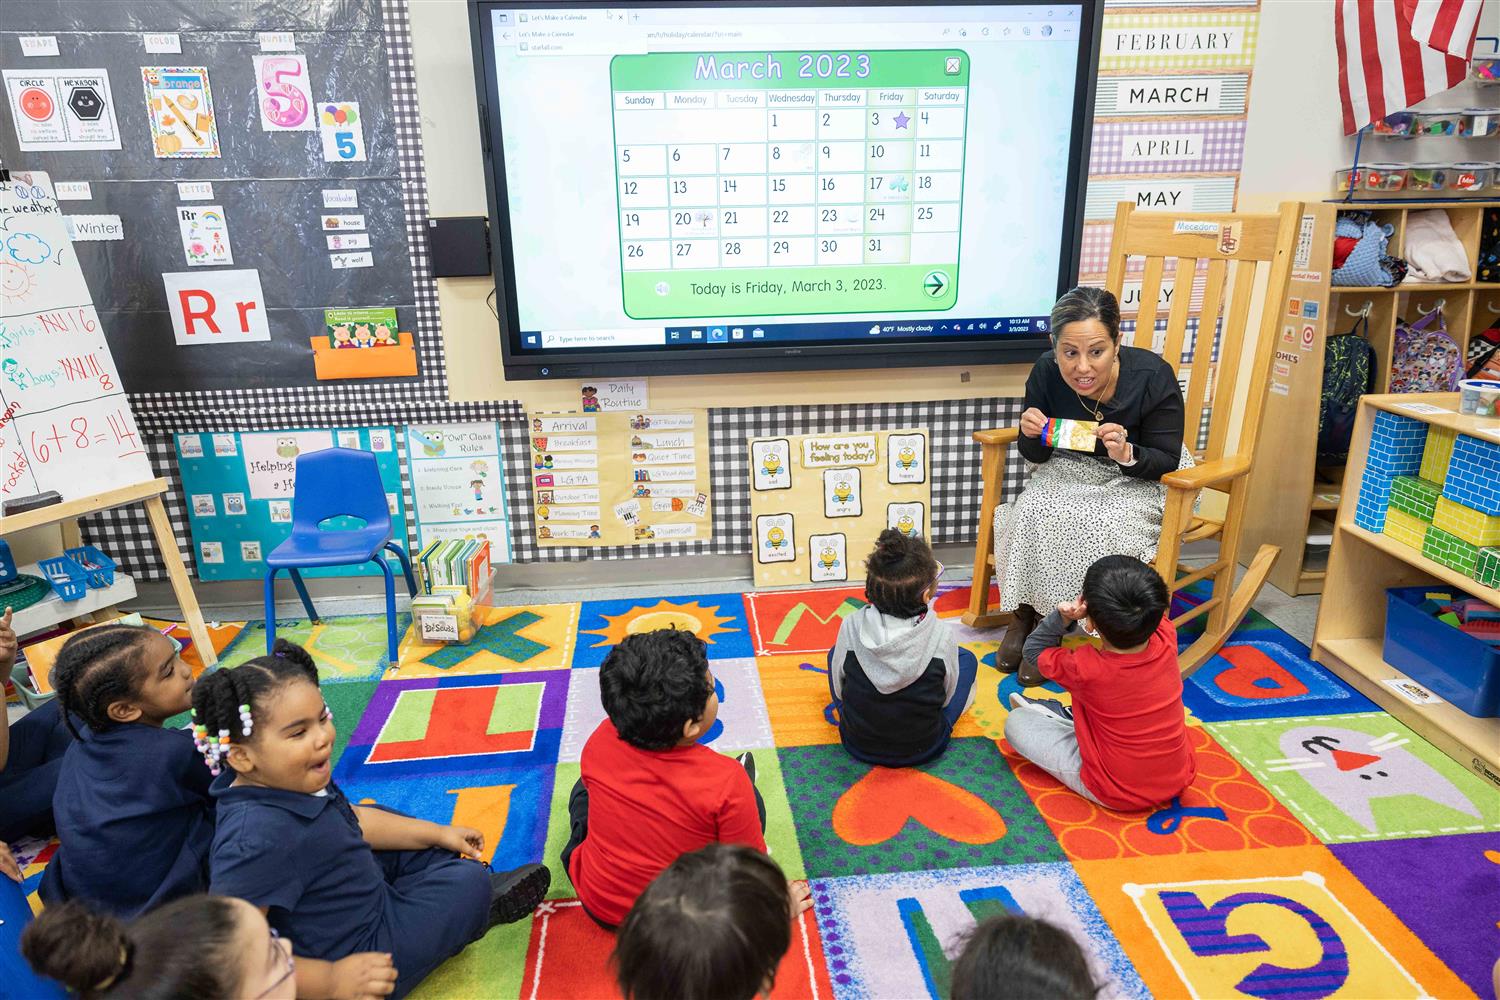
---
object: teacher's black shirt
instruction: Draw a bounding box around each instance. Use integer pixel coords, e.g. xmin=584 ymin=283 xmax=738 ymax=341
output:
xmin=1017 ymin=345 xmax=1185 ymax=482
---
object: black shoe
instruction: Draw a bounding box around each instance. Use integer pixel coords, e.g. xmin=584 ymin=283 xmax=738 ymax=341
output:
xmin=1008 ymin=692 xmax=1073 ymax=722
xmin=488 ymin=863 xmax=550 ymax=926
xmin=737 ymin=751 xmax=757 ymax=784
xmin=997 ymin=605 xmax=1039 ymax=673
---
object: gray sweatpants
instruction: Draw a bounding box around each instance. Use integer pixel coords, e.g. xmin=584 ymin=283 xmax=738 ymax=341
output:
xmin=1003 ymin=706 xmax=1103 ymax=805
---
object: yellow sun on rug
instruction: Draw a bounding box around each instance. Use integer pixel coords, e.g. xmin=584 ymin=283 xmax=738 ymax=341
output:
xmin=584 ymin=599 xmax=738 ymax=648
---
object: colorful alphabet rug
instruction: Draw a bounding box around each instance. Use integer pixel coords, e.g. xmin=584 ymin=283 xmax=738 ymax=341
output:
xmin=12 ymin=584 xmax=1494 ymax=999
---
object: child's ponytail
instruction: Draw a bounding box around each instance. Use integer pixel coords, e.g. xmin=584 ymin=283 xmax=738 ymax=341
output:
xmin=863 ymin=528 xmax=939 ymax=619
xmin=23 ymin=896 xmax=246 ymax=999
xmin=189 ymin=638 xmax=322 ymax=773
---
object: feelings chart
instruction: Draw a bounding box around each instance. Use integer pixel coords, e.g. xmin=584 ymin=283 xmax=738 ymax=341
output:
xmin=611 ymin=51 xmax=969 ymax=320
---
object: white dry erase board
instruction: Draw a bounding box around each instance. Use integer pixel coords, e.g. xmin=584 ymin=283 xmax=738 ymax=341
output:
xmin=0 ymin=171 xmax=152 ymax=504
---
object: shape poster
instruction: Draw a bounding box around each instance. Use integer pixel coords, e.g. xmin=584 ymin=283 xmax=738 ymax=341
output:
xmin=748 ymin=428 xmax=930 ymax=588
xmin=527 ymin=410 xmax=711 ymax=547
xmin=0 ymin=172 xmax=151 ymax=505
xmin=175 ymin=426 xmax=407 ymax=581
xmin=142 ymin=66 xmax=219 ymax=157
xmin=406 ymin=422 xmax=514 ymax=563
xmin=3 ymin=68 xmax=121 ymax=151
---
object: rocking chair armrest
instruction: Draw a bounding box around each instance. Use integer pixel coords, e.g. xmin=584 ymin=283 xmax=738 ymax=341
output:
xmin=972 ymin=427 xmax=1020 ymax=447
xmin=1161 ymin=455 xmax=1250 ymax=491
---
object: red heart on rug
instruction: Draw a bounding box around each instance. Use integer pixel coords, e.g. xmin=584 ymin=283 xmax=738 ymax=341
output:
xmin=832 ymin=768 xmax=1007 ymax=846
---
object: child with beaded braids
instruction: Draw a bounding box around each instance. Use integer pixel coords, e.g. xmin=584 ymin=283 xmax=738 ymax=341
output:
xmin=39 ymin=623 xmax=216 ymax=918
xmin=199 ymin=639 xmax=549 ymax=1000
xmin=827 ymin=529 xmax=977 ymax=766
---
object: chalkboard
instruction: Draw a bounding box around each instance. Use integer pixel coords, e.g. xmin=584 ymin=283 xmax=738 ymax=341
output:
xmin=0 ymin=2 xmax=419 ymax=393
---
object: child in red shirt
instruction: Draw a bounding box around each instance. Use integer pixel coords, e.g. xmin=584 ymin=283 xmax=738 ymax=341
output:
xmin=1005 ymin=555 xmax=1196 ymax=810
xmin=561 ymin=629 xmax=809 ymax=928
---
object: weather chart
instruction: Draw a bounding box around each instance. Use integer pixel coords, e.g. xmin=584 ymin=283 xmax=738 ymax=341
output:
xmin=612 ymin=50 xmax=968 ymax=320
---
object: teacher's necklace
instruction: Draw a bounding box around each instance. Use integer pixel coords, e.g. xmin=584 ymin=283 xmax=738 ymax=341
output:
xmin=1072 ymin=358 xmax=1119 ymax=421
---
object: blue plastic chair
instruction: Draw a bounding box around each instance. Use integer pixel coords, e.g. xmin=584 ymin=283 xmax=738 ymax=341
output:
xmin=264 ymin=448 xmax=416 ymax=662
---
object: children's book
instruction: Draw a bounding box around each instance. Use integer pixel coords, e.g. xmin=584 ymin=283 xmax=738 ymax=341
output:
xmin=1040 ymin=418 xmax=1099 ymax=452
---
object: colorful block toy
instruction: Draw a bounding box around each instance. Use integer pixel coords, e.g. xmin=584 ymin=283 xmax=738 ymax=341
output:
xmin=1475 ymin=547 xmax=1500 ymax=590
xmin=1389 ymin=476 xmax=1441 ymax=522
xmin=1356 ymin=412 xmax=1429 ymax=532
xmin=1434 ymin=496 xmax=1500 ymax=549
xmin=1422 ymin=524 xmax=1480 ymax=577
xmin=1421 ymin=425 xmax=1456 ymax=485
xmin=1383 ymin=506 xmax=1430 ymax=550
xmin=1443 ymin=434 xmax=1500 ymax=517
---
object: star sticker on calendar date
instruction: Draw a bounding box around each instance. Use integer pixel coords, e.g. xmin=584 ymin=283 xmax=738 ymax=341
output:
xmin=893 ymin=111 xmax=911 ymax=129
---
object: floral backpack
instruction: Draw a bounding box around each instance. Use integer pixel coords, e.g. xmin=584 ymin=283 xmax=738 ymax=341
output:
xmin=1390 ymin=307 xmax=1462 ymax=393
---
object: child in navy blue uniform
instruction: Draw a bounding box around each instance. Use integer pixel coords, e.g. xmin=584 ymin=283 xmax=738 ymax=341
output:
xmin=828 ymin=530 xmax=977 ymax=766
xmin=1 ymin=607 xmax=76 ymax=850
xmin=198 ymin=640 xmax=549 ymax=999
xmin=39 ymin=623 xmax=214 ymax=918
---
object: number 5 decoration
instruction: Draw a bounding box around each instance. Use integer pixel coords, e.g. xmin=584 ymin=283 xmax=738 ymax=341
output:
xmin=319 ymin=101 xmax=366 ymax=162
xmin=253 ymin=55 xmax=314 ymax=131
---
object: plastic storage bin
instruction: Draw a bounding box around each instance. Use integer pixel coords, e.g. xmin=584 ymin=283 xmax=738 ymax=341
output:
xmin=1384 ymin=586 xmax=1500 ymax=717
xmin=37 ymin=556 xmax=87 ymax=601
xmin=64 ymin=545 xmax=117 ymax=589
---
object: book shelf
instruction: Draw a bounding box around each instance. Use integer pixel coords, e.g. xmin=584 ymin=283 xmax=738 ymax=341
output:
xmin=1242 ymin=199 xmax=1500 ymax=596
xmin=1311 ymin=393 xmax=1500 ymax=790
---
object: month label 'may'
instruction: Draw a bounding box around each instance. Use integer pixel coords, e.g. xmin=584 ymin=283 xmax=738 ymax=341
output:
xmin=610 ymin=50 xmax=969 ymax=320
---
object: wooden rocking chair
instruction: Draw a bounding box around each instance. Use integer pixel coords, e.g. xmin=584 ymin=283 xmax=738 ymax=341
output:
xmin=963 ymin=202 xmax=1300 ymax=675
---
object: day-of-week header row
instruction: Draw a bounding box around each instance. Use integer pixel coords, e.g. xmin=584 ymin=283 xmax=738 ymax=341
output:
xmin=615 ymin=88 xmax=967 ymax=111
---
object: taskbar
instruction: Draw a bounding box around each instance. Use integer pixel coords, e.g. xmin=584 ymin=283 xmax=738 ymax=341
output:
xmin=520 ymin=315 xmax=1050 ymax=350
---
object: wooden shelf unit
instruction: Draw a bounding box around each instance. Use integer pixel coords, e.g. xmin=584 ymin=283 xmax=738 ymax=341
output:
xmin=1311 ymin=393 xmax=1500 ymax=791
xmin=1242 ymin=199 xmax=1500 ymax=596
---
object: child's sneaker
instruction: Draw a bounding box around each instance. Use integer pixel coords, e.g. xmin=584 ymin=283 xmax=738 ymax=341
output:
xmin=736 ymin=751 xmax=757 ymax=785
xmin=1008 ymin=692 xmax=1073 ymax=722
xmin=488 ymin=863 xmax=550 ymax=926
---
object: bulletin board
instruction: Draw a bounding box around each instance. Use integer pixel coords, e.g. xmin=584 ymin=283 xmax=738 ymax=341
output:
xmin=748 ymin=428 xmax=931 ymax=588
xmin=174 ymin=426 xmax=406 ymax=580
xmin=527 ymin=410 xmax=712 ymax=548
xmin=0 ymin=2 xmax=424 ymax=395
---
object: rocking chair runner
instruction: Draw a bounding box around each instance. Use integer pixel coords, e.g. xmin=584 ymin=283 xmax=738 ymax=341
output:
xmin=964 ymin=202 xmax=1301 ymax=676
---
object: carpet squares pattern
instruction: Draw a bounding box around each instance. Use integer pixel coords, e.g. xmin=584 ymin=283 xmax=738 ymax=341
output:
xmin=17 ymin=585 xmax=1495 ymax=999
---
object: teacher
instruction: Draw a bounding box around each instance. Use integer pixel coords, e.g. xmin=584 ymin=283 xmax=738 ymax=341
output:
xmin=994 ymin=286 xmax=1189 ymax=671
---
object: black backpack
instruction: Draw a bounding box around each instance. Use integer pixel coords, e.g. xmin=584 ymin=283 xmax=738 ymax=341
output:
xmin=1317 ymin=312 xmax=1375 ymax=465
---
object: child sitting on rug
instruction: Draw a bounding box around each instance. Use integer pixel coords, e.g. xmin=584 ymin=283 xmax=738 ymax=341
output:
xmin=950 ymin=914 xmax=1100 ymax=1000
xmin=1 ymin=607 xmax=74 ymax=850
xmin=40 ymin=623 xmax=216 ymax=917
xmin=828 ymin=529 xmax=977 ymax=766
xmin=563 ymin=628 xmax=811 ymax=928
xmin=1006 ymin=554 xmax=1196 ymax=811
xmin=613 ymin=844 xmax=796 ymax=1000
xmin=199 ymin=640 xmax=549 ymax=1000
xmin=23 ymin=894 xmax=396 ymax=1000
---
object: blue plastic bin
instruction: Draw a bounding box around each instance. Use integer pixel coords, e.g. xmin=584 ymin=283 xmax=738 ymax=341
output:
xmin=37 ymin=555 xmax=87 ymax=601
xmin=1384 ymin=586 xmax=1500 ymax=717
xmin=64 ymin=544 xmax=117 ymax=588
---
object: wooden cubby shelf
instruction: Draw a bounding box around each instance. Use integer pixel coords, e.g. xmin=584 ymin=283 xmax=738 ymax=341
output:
xmin=1243 ymin=199 xmax=1500 ymax=596
xmin=1311 ymin=393 xmax=1500 ymax=791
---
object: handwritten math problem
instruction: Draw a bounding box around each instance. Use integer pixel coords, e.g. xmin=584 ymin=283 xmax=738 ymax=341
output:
xmin=0 ymin=171 xmax=152 ymax=499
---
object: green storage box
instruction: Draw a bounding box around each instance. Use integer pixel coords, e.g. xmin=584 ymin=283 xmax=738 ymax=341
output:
xmin=1423 ymin=525 xmax=1479 ymax=577
xmin=1389 ymin=476 xmax=1441 ymax=522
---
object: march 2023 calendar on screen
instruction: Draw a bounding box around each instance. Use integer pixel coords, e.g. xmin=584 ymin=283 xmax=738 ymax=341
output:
xmin=610 ymin=50 xmax=968 ymax=320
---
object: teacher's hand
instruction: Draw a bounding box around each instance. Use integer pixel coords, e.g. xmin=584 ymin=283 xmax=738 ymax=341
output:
xmin=1019 ymin=408 xmax=1048 ymax=439
xmin=1097 ymin=423 xmax=1132 ymax=464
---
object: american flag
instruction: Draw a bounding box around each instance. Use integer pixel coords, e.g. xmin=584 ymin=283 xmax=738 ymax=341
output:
xmin=1334 ymin=0 xmax=1488 ymax=135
